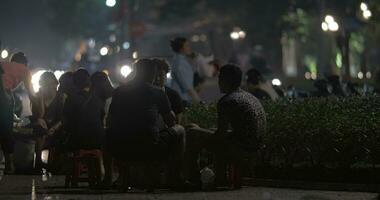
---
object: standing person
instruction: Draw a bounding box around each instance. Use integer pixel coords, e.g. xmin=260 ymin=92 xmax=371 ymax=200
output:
xmin=106 ymin=59 xmax=188 ymax=190
xmin=186 ymin=64 xmax=266 ymax=188
xmin=170 ymin=37 xmax=201 ymax=104
xmin=152 ymin=58 xmax=184 ymax=124
xmin=0 ymin=52 xmax=40 ymax=174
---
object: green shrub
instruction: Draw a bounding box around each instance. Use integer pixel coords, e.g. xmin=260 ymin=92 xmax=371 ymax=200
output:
xmin=184 ymin=96 xmax=380 ymax=169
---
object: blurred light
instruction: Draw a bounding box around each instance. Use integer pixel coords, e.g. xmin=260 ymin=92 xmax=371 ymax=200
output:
xmin=363 ymin=10 xmax=372 ymax=19
xmin=230 ymin=32 xmax=240 ymax=40
xmin=325 ymin=15 xmax=335 ymax=24
xmin=358 ymin=71 xmax=364 ymax=79
xmin=115 ymin=45 xmax=121 ymax=53
xmin=360 ymin=2 xmax=368 ymax=11
xmin=238 ymin=31 xmax=246 ymax=39
xmin=191 ymin=35 xmax=200 ymax=42
xmin=122 ymin=42 xmax=130 ymax=50
xmin=41 ymin=150 xmax=49 ymax=164
xmin=305 ymin=72 xmax=311 ymax=80
xmin=272 ymin=78 xmax=282 ymax=86
xmin=321 ymin=22 xmax=329 ymax=32
xmin=166 ymin=72 xmax=172 ymax=80
xmin=366 ymin=72 xmax=372 ymax=79
xmin=100 ymin=46 xmax=109 ymax=56
xmin=1 ymin=49 xmax=9 ymax=59
xmin=328 ymin=21 xmax=339 ymax=32
xmin=88 ymin=38 xmax=96 ymax=48
xmin=54 ymin=70 xmax=65 ymax=80
xmin=200 ymin=34 xmax=208 ymax=42
xmin=120 ymin=65 xmax=132 ymax=78
xmin=103 ymin=69 xmax=109 ymax=76
xmin=109 ymin=34 xmax=117 ymax=43
xmin=106 ymin=0 xmax=116 ymax=7
xmin=132 ymin=51 xmax=138 ymax=59
xmin=32 ymin=70 xmax=47 ymax=93
xmin=311 ymin=72 xmax=317 ymax=80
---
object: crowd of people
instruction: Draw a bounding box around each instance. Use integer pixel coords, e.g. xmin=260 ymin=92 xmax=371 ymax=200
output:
xmin=0 ymin=37 xmax=267 ymax=191
xmin=2 ymin=36 xmax=378 ymax=191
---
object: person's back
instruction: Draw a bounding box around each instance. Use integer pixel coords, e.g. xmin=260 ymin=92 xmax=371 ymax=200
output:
xmin=107 ymin=81 xmax=172 ymax=159
xmin=218 ymin=89 xmax=266 ymax=151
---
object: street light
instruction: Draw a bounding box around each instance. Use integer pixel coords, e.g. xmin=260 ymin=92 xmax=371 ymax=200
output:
xmin=230 ymin=27 xmax=246 ymax=40
xmin=360 ymin=2 xmax=368 ymax=12
xmin=321 ymin=15 xmax=339 ymax=32
xmin=360 ymin=2 xmax=372 ymax=20
xmin=106 ymin=0 xmax=116 ymax=7
xmin=1 ymin=49 xmax=9 ymax=59
xmin=272 ymin=78 xmax=282 ymax=86
xmin=120 ymin=65 xmax=132 ymax=78
xmin=100 ymin=46 xmax=109 ymax=56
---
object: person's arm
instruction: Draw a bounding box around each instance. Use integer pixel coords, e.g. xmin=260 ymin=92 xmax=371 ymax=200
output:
xmin=158 ymin=90 xmax=176 ymax=128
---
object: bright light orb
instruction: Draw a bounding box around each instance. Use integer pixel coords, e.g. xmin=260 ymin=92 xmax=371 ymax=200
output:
xmin=272 ymin=78 xmax=282 ymax=86
xmin=122 ymin=42 xmax=130 ymax=50
xmin=132 ymin=51 xmax=138 ymax=59
xmin=363 ymin=10 xmax=372 ymax=19
xmin=100 ymin=46 xmax=109 ymax=56
xmin=366 ymin=72 xmax=372 ymax=79
xmin=106 ymin=0 xmax=116 ymax=7
xmin=325 ymin=15 xmax=335 ymax=24
xmin=230 ymin=32 xmax=240 ymax=40
xmin=166 ymin=72 xmax=172 ymax=79
xmin=321 ymin=22 xmax=329 ymax=32
xmin=358 ymin=72 xmax=364 ymax=79
xmin=238 ymin=31 xmax=246 ymax=39
xmin=328 ymin=21 xmax=339 ymax=32
xmin=360 ymin=2 xmax=368 ymax=11
xmin=1 ymin=49 xmax=9 ymax=59
xmin=120 ymin=65 xmax=132 ymax=78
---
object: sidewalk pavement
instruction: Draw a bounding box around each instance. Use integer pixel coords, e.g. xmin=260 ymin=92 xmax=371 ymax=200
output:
xmin=0 ymin=174 xmax=377 ymax=200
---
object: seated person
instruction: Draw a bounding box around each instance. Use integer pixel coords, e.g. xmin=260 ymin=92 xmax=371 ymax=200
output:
xmin=106 ymin=59 xmax=186 ymax=188
xmin=62 ymin=69 xmax=92 ymax=151
xmin=152 ymin=58 xmax=184 ymax=123
xmin=186 ymin=64 xmax=267 ymax=187
xmin=245 ymin=68 xmax=278 ymax=101
xmin=76 ymin=71 xmax=113 ymax=150
xmin=33 ymin=72 xmax=65 ymax=169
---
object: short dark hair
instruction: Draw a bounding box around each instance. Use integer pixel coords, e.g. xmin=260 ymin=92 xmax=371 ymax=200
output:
xmin=134 ymin=59 xmax=156 ymax=80
xmin=11 ymin=52 xmax=28 ymax=66
xmin=152 ymin=58 xmax=170 ymax=73
xmin=219 ymin=64 xmax=242 ymax=89
xmin=170 ymin=37 xmax=187 ymax=53
xmin=73 ymin=68 xmax=90 ymax=90
xmin=246 ymin=68 xmax=265 ymax=85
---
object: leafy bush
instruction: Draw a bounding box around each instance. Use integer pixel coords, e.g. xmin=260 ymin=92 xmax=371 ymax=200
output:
xmin=184 ymin=96 xmax=380 ymax=169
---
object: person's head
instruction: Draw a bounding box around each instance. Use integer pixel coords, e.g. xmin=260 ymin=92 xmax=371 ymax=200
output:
xmin=327 ymin=75 xmax=341 ymax=87
xmin=134 ymin=59 xmax=157 ymax=84
xmin=11 ymin=52 xmax=28 ymax=66
xmin=218 ymin=64 xmax=242 ymax=93
xmin=170 ymin=37 xmax=191 ymax=55
xmin=73 ymin=68 xmax=90 ymax=91
xmin=58 ymin=71 xmax=74 ymax=94
xmin=246 ymin=68 xmax=265 ymax=86
xmin=91 ymin=71 xmax=114 ymax=100
xmin=39 ymin=71 xmax=58 ymax=94
xmin=152 ymin=58 xmax=170 ymax=88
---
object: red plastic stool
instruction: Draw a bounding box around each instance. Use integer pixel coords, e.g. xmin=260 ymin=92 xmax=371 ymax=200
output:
xmin=65 ymin=149 xmax=103 ymax=188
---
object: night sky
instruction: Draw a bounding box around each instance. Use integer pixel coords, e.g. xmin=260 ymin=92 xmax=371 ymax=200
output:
xmin=0 ymin=0 xmax=65 ymax=68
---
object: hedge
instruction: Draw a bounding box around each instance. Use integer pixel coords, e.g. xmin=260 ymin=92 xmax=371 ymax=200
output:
xmin=184 ymin=96 xmax=380 ymax=169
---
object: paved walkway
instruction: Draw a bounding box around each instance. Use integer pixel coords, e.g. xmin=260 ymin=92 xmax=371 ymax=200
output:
xmin=0 ymin=175 xmax=377 ymax=200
